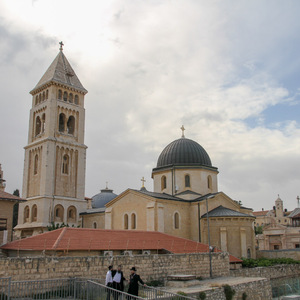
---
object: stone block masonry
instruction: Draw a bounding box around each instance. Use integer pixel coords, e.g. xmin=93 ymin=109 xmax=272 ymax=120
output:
xmin=0 ymin=252 xmax=229 ymax=281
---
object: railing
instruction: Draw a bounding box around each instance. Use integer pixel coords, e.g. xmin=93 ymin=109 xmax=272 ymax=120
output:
xmin=0 ymin=277 xmax=195 ymax=300
xmin=271 ymin=277 xmax=300 ymax=299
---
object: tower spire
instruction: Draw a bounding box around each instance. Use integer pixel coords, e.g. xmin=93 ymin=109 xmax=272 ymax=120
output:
xmin=59 ymin=41 xmax=64 ymax=51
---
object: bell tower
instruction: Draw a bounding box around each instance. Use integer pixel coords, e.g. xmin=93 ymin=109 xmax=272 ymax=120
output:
xmin=15 ymin=43 xmax=88 ymax=238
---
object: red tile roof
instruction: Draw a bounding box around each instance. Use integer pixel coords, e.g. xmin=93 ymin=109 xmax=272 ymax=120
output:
xmin=0 ymin=190 xmax=25 ymax=202
xmin=1 ymin=228 xmax=241 ymax=263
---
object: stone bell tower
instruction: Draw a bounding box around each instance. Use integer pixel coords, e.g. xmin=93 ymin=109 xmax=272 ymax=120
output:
xmin=15 ymin=42 xmax=88 ymax=238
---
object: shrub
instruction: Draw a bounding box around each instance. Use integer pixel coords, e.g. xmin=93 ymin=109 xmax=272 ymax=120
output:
xmin=177 ymin=291 xmax=188 ymax=296
xmin=242 ymin=257 xmax=300 ymax=268
xmin=223 ymin=284 xmax=235 ymax=300
xmin=242 ymin=292 xmax=247 ymax=300
xmin=198 ymin=291 xmax=206 ymax=300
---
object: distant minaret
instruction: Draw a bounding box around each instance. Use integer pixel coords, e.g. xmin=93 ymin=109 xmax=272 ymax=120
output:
xmin=0 ymin=164 xmax=6 ymax=191
xmin=15 ymin=42 xmax=88 ymax=238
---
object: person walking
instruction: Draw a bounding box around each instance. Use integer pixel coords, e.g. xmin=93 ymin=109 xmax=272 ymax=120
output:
xmin=113 ymin=265 xmax=126 ymax=300
xmin=127 ymin=267 xmax=146 ymax=297
xmin=105 ymin=265 xmax=114 ymax=300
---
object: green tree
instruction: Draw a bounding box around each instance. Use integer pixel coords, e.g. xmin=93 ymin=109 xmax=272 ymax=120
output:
xmin=12 ymin=189 xmax=20 ymax=228
xmin=255 ymin=225 xmax=263 ymax=235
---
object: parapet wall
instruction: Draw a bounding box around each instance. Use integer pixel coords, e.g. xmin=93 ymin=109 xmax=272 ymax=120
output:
xmin=0 ymin=252 xmax=229 ymax=281
xmin=230 ymin=264 xmax=300 ymax=279
xmin=257 ymin=249 xmax=300 ymax=260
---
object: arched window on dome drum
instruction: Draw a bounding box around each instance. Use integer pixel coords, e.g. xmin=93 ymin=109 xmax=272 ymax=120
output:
xmin=185 ymin=174 xmax=190 ymax=188
xmin=131 ymin=213 xmax=136 ymax=229
xmin=58 ymin=90 xmax=62 ymax=100
xmin=124 ymin=214 xmax=128 ymax=229
xmin=59 ymin=113 xmax=65 ymax=132
xmin=35 ymin=96 xmax=38 ymax=105
xmin=74 ymin=95 xmax=79 ymax=105
xmin=42 ymin=91 xmax=45 ymax=101
xmin=46 ymin=90 xmax=48 ymax=99
xmin=174 ymin=212 xmax=179 ymax=229
xmin=207 ymin=175 xmax=212 ymax=189
xmin=34 ymin=154 xmax=38 ymax=175
xmin=62 ymin=154 xmax=69 ymax=175
xmin=161 ymin=176 xmax=167 ymax=191
xmin=69 ymin=93 xmax=73 ymax=103
xmin=31 ymin=205 xmax=37 ymax=222
xmin=24 ymin=206 xmax=30 ymax=223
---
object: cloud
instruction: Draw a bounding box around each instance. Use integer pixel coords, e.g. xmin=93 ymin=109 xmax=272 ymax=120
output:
xmin=0 ymin=0 xmax=299 ymax=211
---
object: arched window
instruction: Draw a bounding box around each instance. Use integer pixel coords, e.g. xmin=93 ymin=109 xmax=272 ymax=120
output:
xmin=131 ymin=213 xmax=136 ymax=229
xmin=207 ymin=175 xmax=212 ymax=189
xmin=42 ymin=113 xmax=46 ymax=133
xmin=247 ymin=248 xmax=251 ymax=259
xmin=35 ymin=96 xmax=38 ymax=105
xmin=59 ymin=113 xmax=65 ymax=132
xmin=174 ymin=212 xmax=179 ymax=229
xmin=35 ymin=116 xmax=41 ymax=136
xmin=24 ymin=206 xmax=30 ymax=223
xmin=31 ymin=205 xmax=37 ymax=222
xmin=58 ymin=90 xmax=62 ymax=100
xmin=39 ymin=94 xmax=42 ymax=103
xmin=54 ymin=205 xmax=64 ymax=222
xmin=185 ymin=174 xmax=190 ymax=188
xmin=161 ymin=176 xmax=167 ymax=190
xmin=62 ymin=154 xmax=69 ymax=174
xmin=69 ymin=93 xmax=73 ymax=103
xmin=42 ymin=91 xmax=45 ymax=101
xmin=46 ymin=90 xmax=48 ymax=99
xmin=34 ymin=154 xmax=38 ymax=175
xmin=67 ymin=116 xmax=75 ymax=135
xmin=93 ymin=222 xmax=97 ymax=229
xmin=124 ymin=214 xmax=128 ymax=229
xmin=74 ymin=95 xmax=79 ymax=105
xmin=63 ymin=91 xmax=68 ymax=101
xmin=67 ymin=206 xmax=76 ymax=222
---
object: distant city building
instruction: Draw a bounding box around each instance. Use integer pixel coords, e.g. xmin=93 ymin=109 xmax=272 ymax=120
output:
xmin=14 ymin=43 xmax=88 ymax=238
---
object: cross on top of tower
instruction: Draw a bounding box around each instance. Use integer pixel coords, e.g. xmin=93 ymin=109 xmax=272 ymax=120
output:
xmin=181 ymin=125 xmax=185 ymax=138
xmin=141 ymin=177 xmax=146 ymax=188
xmin=59 ymin=41 xmax=64 ymax=51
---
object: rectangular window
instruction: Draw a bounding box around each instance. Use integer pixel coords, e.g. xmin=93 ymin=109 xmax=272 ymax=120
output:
xmin=0 ymin=218 xmax=7 ymax=231
xmin=295 ymin=244 xmax=300 ymax=248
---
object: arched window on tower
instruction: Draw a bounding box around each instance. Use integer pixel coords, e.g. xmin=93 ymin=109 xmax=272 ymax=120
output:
xmin=161 ymin=176 xmax=167 ymax=191
xmin=67 ymin=206 xmax=76 ymax=223
xmin=35 ymin=116 xmax=41 ymax=136
xmin=67 ymin=116 xmax=75 ymax=135
xmin=59 ymin=113 xmax=65 ymax=132
xmin=34 ymin=154 xmax=38 ymax=175
xmin=24 ymin=206 xmax=30 ymax=223
xmin=54 ymin=205 xmax=64 ymax=222
xmin=42 ymin=91 xmax=45 ymax=101
xmin=39 ymin=94 xmax=42 ymax=103
xmin=46 ymin=90 xmax=48 ymax=99
xmin=185 ymin=174 xmax=190 ymax=188
xmin=42 ymin=113 xmax=46 ymax=133
xmin=69 ymin=93 xmax=73 ymax=103
xmin=124 ymin=214 xmax=129 ymax=229
xmin=62 ymin=154 xmax=69 ymax=174
xmin=31 ymin=205 xmax=37 ymax=222
xmin=93 ymin=222 xmax=97 ymax=229
xmin=207 ymin=175 xmax=212 ymax=189
xmin=63 ymin=91 xmax=68 ymax=101
xmin=74 ymin=95 xmax=79 ymax=105
xmin=35 ymin=96 xmax=38 ymax=105
xmin=58 ymin=90 xmax=62 ymax=100
xmin=131 ymin=213 xmax=136 ymax=229
xmin=174 ymin=212 xmax=179 ymax=229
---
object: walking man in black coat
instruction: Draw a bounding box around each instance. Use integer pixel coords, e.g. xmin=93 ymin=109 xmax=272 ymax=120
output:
xmin=113 ymin=265 xmax=126 ymax=299
xmin=127 ymin=267 xmax=146 ymax=297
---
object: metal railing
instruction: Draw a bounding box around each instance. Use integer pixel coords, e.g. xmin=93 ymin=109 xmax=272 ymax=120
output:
xmin=271 ymin=277 xmax=300 ymax=299
xmin=0 ymin=277 xmax=194 ymax=300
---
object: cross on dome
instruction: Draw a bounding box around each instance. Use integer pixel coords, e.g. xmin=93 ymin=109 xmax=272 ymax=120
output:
xmin=180 ymin=125 xmax=185 ymax=138
xmin=141 ymin=177 xmax=146 ymax=188
xmin=59 ymin=41 xmax=64 ymax=51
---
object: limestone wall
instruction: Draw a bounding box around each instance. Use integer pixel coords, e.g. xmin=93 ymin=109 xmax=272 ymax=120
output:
xmin=0 ymin=252 xmax=229 ymax=281
xmin=257 ymin=249 xmax=300 ymax=260
xmin=230 ymin=264 xmax=300 ymax=279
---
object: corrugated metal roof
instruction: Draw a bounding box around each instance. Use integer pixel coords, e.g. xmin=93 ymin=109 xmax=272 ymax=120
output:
xmin=201 ymin=205 xmax=254 ymax=218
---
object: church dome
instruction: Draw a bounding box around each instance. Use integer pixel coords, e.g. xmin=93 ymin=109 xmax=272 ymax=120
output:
xmin=91 ymin=188 xmax=118 ymax=209
xmin=156 ymin=137 xmax=212 ymax=168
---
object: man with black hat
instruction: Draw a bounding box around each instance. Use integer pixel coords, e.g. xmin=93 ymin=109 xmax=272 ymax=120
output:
xmin=113 ymin=265 xmax=126 ymax=299
xmin=105 ymin=265 xmax=114 ymax=300
xmin=127 ymin=267 xmax=146 ymax=297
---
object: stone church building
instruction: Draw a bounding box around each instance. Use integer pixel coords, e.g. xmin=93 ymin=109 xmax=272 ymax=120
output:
xmin=82 ymin=129 xmax=256 ymax=259
xmin=15 ymin=44 xmax=88 ymax=238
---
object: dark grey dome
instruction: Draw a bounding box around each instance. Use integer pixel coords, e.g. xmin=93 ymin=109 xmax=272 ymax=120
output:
xmin=156 ymin=138 xmax=212 ymax=168
xmin=91 ymin=188 xmax=118 ymax=209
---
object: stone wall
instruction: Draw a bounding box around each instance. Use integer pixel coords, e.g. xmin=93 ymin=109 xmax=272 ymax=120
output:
xmin=230 ymin=264 xmax=300 ymax=279
xmin=0 ymin=252 xmax=229 ymax=281
xmin=257 ymin=249 xmax=300 ymax=260
xmin=192 ymin=278 xmax=272 ymax=300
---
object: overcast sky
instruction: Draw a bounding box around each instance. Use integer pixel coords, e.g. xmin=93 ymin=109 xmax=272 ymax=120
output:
xmin=0 ymin=0 xmax=299 ymax=211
